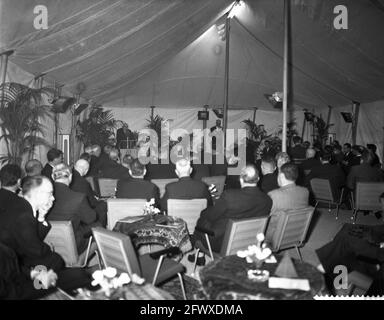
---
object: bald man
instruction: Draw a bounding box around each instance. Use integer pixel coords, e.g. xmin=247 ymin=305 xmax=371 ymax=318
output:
xmin=160 ymin=158 xmax=212 ymax=213
xmin=25 ymin=159 xmax=43 ymax=177
xmin=70 ymin=159 xmax=107 ymax=227
xmin=298 ymin=148 xmax=321 ymax=185
xmin=194 ymin=164 xmax=272 ymax=252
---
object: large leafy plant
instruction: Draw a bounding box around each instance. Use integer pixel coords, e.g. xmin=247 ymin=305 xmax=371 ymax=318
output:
xmin=313 ymin=115 xmax=334 ymax=147
xmin=0 ymin=82 xmax=53 ymax=165
xmin=76 ymin=105 xmax=117 ymax=147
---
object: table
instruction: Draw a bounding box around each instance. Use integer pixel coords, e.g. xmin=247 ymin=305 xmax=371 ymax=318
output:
xmin=113 ymin=214 xmax=193 ymax=260
xmin=42 ymin=284 xmax=174 ymax=300
xmin=199 ymin=255 xmax=326 ymax=300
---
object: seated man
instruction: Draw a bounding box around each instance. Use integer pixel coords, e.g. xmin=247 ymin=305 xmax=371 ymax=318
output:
xmin=259 ymin=155 xmax=279 ymax=194
xmin=0 ymin=242 xmax=58 ymax=300
xmin=41 ymin=148 xmax=63 ymax=182
xmin=116 ymin=159 xmax=160 ymax=204
xmin=98 ymin=149 xmax=131 ymax=179
xmin=194 ymin=164 xmax=272 ymax=252
xmin=300 ymin=148 xmax=321 ymax=173
xmin=48 ymin=164 xmax=104 ymax=253
xmin=0 ymin=164 xmax=23 ymax=215
xmin=0 ymin=175 xmax=64 ymax=273
xmin=25 ymin=159 xmax=43 ymax=177
xmin=316 ymin=222 xmax=384 ymax=290
xmin=346 ymin=150 xmax=384 ymax=191
xmin=266 ymin=163 xmax=309 ymax=240
xmin=307 ymin=152 xmax=345 ymax=199
xmin=70 ymin=159 xmax=107 ymax=227
xmin=160 ymin=158 xmax=212 ymax=213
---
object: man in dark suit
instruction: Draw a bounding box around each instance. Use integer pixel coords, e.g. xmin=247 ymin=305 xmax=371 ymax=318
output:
xmin=0 ymin=164 xmax=22 ymax=215
xmin=48 ymin=164 xmax=104 ymax=254
xmin=346 ymin=150 xmax=384 ymax=191
xmin=300 ymin=148 xmax=321 ymax=173
xmin=70 ymin=159 xmax=107 ymax=227
xmin=307 ymin=152 xmax=346 ymax=199
xmin=116 ymin=159 xmax=160 ymax=204
xmin=342 ymin=143 xmax=356 ymax=173
xmin=367 ymin=144 xmax=381 ymax=168
xmin=160 ymin=158 xmax=212 ymax=213
xmin=41 ymin=148 xmax=63 ymax=182
xmin=316 ymin=223 xmax=384 ymax=289
xmin=116 ymin=124 xmax=133 ymax=150
xmin=0 ymin=175 xmax=64 ymax=273
xmin=98 ymin=148 xmax=131 ymax=180
xmin=259 ymin=155 xmax=279 ymax=193
xmin=262 ymin=140 xmax=276 ymax=159
xmin=289 ymin=136 xmax=306 ymax=161
xmin=194 ymin=164 xmax=272 ymax=252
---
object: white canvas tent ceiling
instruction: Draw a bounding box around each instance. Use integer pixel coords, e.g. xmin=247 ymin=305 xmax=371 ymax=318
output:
xmin=1 ymin=0 xmax=384 ymax=110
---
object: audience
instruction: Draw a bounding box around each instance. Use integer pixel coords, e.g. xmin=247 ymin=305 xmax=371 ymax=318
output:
xmin=259 ymin=155 xmax=278 ymax=193
xmin=70 ymin=159 xmax=107 ymax=227
xmin=346 ymin=150 xmax=384 ymax=191
xmin=116 ymin=159 xmax=160 ymax=205
xmin=341 ymin=143 xmax=356 ymax=173
xmin=160 ymin=158 xmax=212 ymax=212
xmin=367 ymin=144 xmax=381 ymax=168
xmin=25 ymin=159 xmax=43 ymax=177
xmin=87 ymin=145 xmax=102 ymax=176
xmin=48 ymin=164 xmax=104 ymax=253
xmin=194 ymin=164 xmax=272 ymax=253
xmin=41 ymin=148 xmax=64 ymax=182
xmin=0 ymin=164 xmax=22 ymax=215
xmin=266 ymin=163 xmax=309 ymax=240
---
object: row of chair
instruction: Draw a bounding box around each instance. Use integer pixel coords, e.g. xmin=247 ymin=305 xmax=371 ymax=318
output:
xmin=310 ymin=179 xmax=384 ymax=223
xmin=86 ymin=176 xmax=226 ymax=199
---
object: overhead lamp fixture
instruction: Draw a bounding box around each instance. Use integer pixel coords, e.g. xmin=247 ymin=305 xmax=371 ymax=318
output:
xmin=264 ymin=92 xmax=283 ymax=109
xmin=228 ymin=0 xmax=242 ymax=19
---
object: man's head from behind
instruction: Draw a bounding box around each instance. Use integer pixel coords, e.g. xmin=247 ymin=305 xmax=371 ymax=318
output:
xmin=25 ymin=159 xmax=43 ymax=177
xmin=74 ymin=159 xmax=90 ymax=177
xmin=306 ymin=148 xmax=316 ymax=159
xmin=175 ymin=158 xmax=192 ymax=178
xmin=52 ymin=163 xmax=72 ymax=185
xmin=261 ymin=155 xmax=276 ymax=175
xmin=278 ymin=163 xmax=298 ymax=187
xmin=47 ymin=148 xmax=64 ymax=166
xmin=122 ymin=154 xmax=134 ymax=169
xmin=21 ymin=175 xmax=54 ymax=214
xmin=361 ymin=150 xmax=374 ymax=165
xmin=0 ymin=164 xmax=22 ymax=191
xmin=240 ymin=164 xmax=259 ymax=188
xmin=129 ymin=159 xmax=146 ymax=178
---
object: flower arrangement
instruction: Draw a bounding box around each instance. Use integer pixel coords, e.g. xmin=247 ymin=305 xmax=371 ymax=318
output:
xmin=237 ymin=233 xmax=272 ymax=268
xmin=81 ymin=267 xmax=145 ymax=299
xmin=143 ymin=198 xmax=160 ymax=216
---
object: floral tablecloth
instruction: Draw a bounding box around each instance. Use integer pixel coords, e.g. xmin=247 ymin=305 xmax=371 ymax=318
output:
xmin=199 ymin=255 xmax=327 ymax=300
xmin=113 ymin=215 xmax=193 ymax=260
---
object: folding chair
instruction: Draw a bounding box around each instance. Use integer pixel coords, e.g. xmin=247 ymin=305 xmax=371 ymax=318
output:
xmin=151 ymin=179 xmax=178 ymax=198
xmin=98 ymin=178 xmax=118 ymax=198
xmin=106 ymin=198 xmax=147 ymax=230
xmin=310 ymin=178 xmax=344 ymax=219
xmin=44 ymin=221 xmax=95 ymax=268
xmin=193 ymin=216 xmax=269 ymax=272
xmin=167 ymin=199 xmax=207 ymax=234
xmin=351 ymin=182 xmax=384 ymax=223
xmin=92 ymin=227 xmax=186 ymax=299
xmin=269 ymin=207 xmax=315 ymax=261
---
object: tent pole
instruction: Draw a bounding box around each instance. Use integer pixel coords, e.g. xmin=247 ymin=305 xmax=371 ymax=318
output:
xmin=351 ymin=101 xmax=360 ymax=145
xmin=282 ymin=0 xmax=289 ymax=152
xmin=252 ymin=108 xmax=258 ymax=124
xmin=223 ymin=15 xmax=230 ymax=149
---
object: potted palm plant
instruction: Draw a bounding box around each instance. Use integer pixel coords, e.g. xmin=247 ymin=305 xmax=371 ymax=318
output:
xmin=0 ymin=82 xmax=53 ymax=165
xmin=76 ymin=105 xmax=118 ymax=148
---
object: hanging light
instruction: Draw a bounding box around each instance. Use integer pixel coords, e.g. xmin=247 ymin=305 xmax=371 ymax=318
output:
xmin=228 ymin=0 xmax=242 ymax=19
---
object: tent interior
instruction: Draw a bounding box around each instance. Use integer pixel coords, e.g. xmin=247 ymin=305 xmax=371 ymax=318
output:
xmin=1 ymin=0 xmax=384 ymax=165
